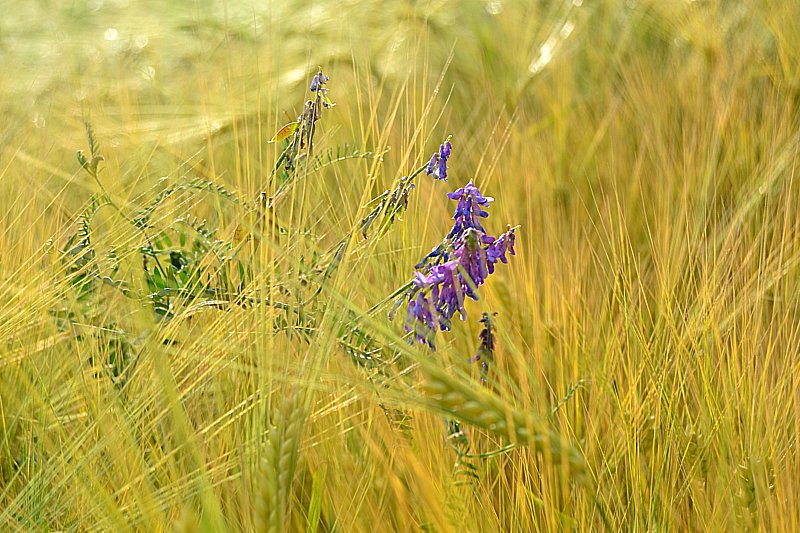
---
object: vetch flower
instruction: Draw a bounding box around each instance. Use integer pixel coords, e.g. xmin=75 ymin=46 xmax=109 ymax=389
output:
xmin=447 ymin=181 xmax=494 ymax=239
xmin=267 ymin=69 xmax=336 ymax=181
xmin=425 ymin=140 xmax=453 ymax=180
xmin=404 ymin=291 xmax=438 ymax=348
xmin=453 ymin=228 xmax=489 ymax=297
xmin=484 ymin=225 xmax=516 ymax=273
xmin=412 ymin=260 xmax=466 ymax=331
xmin=310 ymin=69 xmax=334 ymax=109
xmin=392 ymin=167 xmax=517 ymax=351
xmin=310 ymin=70 xmax=329 ymax=91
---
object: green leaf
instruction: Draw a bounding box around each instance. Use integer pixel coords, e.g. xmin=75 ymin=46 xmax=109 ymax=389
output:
xmin=76 ymin=150 xmax=89 ymax=169
xmin=238 ymin=260 xmax=246 ymax=287
xmin=306 ymin=464 xmax=327 ymax=533
xmin=269 ymin=121 xmax=299 ymax=143
xmin=151 ymin=266 xmax=167 ymax=292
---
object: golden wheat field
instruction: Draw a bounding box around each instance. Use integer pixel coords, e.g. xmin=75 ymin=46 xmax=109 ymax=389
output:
xmin=1 ymin=0 xmax=799 ymax=530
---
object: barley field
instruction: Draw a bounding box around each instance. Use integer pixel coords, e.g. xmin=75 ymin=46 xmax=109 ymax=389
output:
xmin=1 ymin=0 xmax=799 ymax=531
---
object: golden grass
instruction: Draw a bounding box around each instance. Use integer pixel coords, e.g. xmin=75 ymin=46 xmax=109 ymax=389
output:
xmin=1 ymin=0 xmax=799 ymax=530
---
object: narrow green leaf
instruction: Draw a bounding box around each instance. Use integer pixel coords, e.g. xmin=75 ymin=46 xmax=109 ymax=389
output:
xmin=306 ymin=464 xmax=327 ymax=533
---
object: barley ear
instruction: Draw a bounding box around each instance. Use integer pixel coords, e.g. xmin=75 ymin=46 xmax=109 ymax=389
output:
xmin=255 ymin=390 xmax=305 ymax=532
xmin=421 ymin=368 xmax=586 ymax=476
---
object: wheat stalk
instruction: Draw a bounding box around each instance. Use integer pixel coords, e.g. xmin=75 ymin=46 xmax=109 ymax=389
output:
xmin=255 ymin=390 xmax=305 ymax=532
xmin=421 ymin=366 xmax=586 ymax=476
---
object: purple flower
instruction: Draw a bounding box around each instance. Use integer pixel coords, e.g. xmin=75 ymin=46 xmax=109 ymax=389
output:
xmin=310 ymin=70 xmax=329 ymax=92
xmin=484 ymin=226 xmax=516 ymax=274
xmin=392 ymin=179 xmax=517 ymax=351
xmin=431 ymin=260 xmax=466 ymax=324
xmin=425 ymin=140 xmax=452 ymax=180
xmin=309 ymin=70 xmax=334 ymax=109
xmin=441 ymin=140 xmax=451 ymax=159
xmin=453 ymin=229 xmax=489 ymax=297
xmin=413 ymin=262 xmax=464 ymax=321
xmin=426 ymin=153 xmax=437 ymax=176
xmin=404 ymin=291 xmax=438 ymax=349
xmin=447 ymin=181 xmax=494 ymax=239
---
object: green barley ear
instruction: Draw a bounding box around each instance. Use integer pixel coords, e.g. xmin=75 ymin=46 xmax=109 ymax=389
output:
xmin=421 ymin=367 xmax=586 ymax=477
xmin=77 ymin=118 xmax=104 ymax=178
xmin=256 ymin=390 xmax=305 ymax=533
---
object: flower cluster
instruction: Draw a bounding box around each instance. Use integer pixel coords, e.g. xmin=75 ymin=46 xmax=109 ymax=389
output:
xmin=425 ymin=141 xmax=452 ymax=180
xmin=402 ymin=181 xmax=516 ymax=349
xmin=447 ymin=182 xmax=492 ymax=237
xmin=274 ymin=70 xmax=335 ymax=175
xmin=309 ymin=70 xmax=334 ymax=109
xmin=310 ymin=71 xmax=327 ymax=92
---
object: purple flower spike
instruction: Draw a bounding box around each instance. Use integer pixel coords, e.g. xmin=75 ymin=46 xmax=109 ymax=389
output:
xmin=391 ymin=178 xmax=517 ymax=351
xmin=404 ymin=292 xmax=437 ymax=349
xmin=425 ymin=140 xmax=453 ymax=181
xmin=441 ymin=140 xmax=452 ymax=159
xmin=310 ymin=70 xmax=329 ymax=91
xmin=485 ymin=226 xmax=516 ymax=273
xmin=447 ymin=181 xmax=495 ymax=239
xmin=437 ymin=157 xmax=448 ymax=180
xmin=454 ymin=230 xmax=489 ymax=297
xmin=427 ymin=153 xmax=438 ymax=176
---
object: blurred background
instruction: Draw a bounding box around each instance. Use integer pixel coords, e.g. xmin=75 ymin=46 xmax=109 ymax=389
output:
xmin=2 ymin=0 xmax=799 ymax=530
